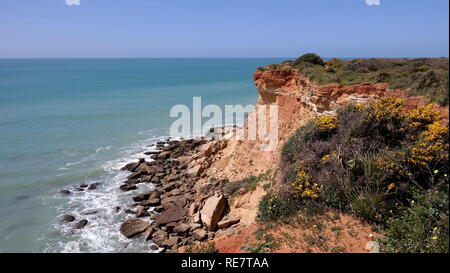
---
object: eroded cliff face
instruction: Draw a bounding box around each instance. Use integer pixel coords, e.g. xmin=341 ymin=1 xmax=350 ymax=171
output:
xmin=206 ymin=68 xmax=412 ymax=180
xmin=192 ymin=67 xmax=447 ymax=230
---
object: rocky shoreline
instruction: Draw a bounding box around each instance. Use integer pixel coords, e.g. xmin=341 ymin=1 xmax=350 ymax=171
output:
xmin=61 ymin=127 xmax=240 ymax=252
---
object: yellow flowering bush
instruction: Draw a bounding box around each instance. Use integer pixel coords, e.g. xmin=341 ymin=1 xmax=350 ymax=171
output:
xmin=367 ymin=97 xmax=405 ymax=121
xmin=321 ymin=152 xmax=337 ymax=162
xmin=314 ymin=116 xmax=337 ymax=131
xmin=291 ymin=166 xmax=320 ymax=199
xmin=374 ymin=151 xmax=412 ymax=177
xmin=405 ymin=104 xmax=441 ymax=129
xmin=408 ymin=121 xmax=449 ymax=166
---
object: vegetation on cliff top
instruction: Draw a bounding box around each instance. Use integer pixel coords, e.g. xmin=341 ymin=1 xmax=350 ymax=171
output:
xmin=258 ymin=98 xmax=449 ymax=253
xmin=258 ymin=53 xmax=449 ymax=106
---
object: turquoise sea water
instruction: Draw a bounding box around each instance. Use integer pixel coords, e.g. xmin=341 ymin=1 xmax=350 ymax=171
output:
xmin=0 ymin=58 xmax=283 ymax=252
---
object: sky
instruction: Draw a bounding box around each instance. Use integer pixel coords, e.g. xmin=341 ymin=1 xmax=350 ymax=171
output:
xmin=0 ymin=0 xmax=448 ymax=58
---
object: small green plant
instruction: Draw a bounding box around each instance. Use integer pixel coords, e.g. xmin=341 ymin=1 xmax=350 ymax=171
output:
xmin=223 ymin=170 xmax=273 ymax=196
xmin=241 ymin=230 xmax=279 ymax=253
xmin=346 ymin=186 xmax=385 ymax=222
xmin=257 ymin=193 xmax=298 ymax=222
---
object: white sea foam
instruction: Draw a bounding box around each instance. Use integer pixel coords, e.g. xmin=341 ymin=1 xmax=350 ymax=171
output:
xmin=46 ymin=134 xmax=168 ymax=253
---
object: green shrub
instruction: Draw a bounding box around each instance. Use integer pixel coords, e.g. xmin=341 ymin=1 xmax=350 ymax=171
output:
xmin=258 ymin=193 xmax=298 ymax=222
xmin=294 ymin=53 xmax=325 ymax=66
xmin=380 ymin=185 xmax=449 ymax=253
xmin=280 ymin=99 xmax=448 ymax=224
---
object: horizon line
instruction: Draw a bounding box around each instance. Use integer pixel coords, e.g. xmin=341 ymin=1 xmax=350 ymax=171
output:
xmin=0 ymin=56 xmax=449 ymax=60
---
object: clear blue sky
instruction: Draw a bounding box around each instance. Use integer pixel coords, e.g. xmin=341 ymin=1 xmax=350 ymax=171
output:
xmin=0 ymin=0 xmax=448 ymax=58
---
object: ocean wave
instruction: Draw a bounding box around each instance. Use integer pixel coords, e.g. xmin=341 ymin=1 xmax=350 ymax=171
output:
xmin=45 ymin=134 xmax=168 ymax=253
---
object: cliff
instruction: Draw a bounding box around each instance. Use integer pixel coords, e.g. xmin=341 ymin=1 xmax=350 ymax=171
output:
xmin=109 ymin=62 xmax=448 ymax=253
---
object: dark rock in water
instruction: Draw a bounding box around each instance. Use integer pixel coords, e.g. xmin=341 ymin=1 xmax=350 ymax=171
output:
xmin=120 ymin=183 xmax=137 ymax=191
xmin=62 ymin=215 xmax=75 ymax=223
xmin=88 ymin=183 xmax=99 ymax=190
xmin=82 ymin=210 xmax=98 ymax=215
xmin=120 ymin=219 xmax=151 ymax=238
xmin=60 ymin=190 xmax=71 ymax=195
xmin=115 ymin=206 xmax=121 ymax=213
xmin=74 ymin=219 xmax=88 ymax=229
xmin=79 ymin=184 xmax=88 ymax=188
xmin=15 ymin=195 xmax=29 ymax=201
xmin=139 ymin=158 xmax=145 ymax=163
xmin=150 ymin=244 xmax=159 ymax=251
xmin=132 ymin=192 xmax=152 ymax=202
xmin=128 ymin=170 xmax=145 ymax=180
xmin=76 ymin=188 xmax=84 ymax=192
xmin=121 ymin=162 xmax=140 ymax=172
xmin=124 ymin=209 xmax=134 ymax=214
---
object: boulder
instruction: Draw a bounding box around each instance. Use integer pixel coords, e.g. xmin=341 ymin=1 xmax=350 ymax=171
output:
xmin=120 ymin=219 xmax=151 ymax=238
xmin=132 ymin=192 xmax=152 ymax=202
xmin=157 ymin=151 xmax=172 ymax=159
xmin=173 ymin=223 xmax=191 ymax=234
xmin=151 ymin=229 xmax=168 ymax=246
xmin=218 ymin=215 xmax=240 ymax=229
xmin=150 ymin=191 xmax=162 ymax=199
xmin=127 ymin=170 xmax=146 ymax=180
xmin=74 ymin=219 xmax=88 ymax=229
xmin=60 ymin=189 xmax=71 ymax=195
xmin=143 ymin=226 xmax=155 ymax=241
xmin=168 ymin=188 xmax=183 ymax=197
xmin=163 ymin=182 xmax=176 ymax=192
xmin=161 ymin=195 xmax=187 ymax=209
xmin=62 ymin=215 xmax=75 ymax=223
xmin=188 ymin=202 xmax=199 ymax=216
xmin=140 ymin=175 xmax=154 ymax=182
xmin=154 ymin=206 xmax=187 ymax=227
xmin=200 ymin=192 xmax=226 ymax=231
xmin=120 ymin=183 xmax=137 ymax=191
xmin=88 ymin=183 xmax=99 ymax=190
xmin=189 ymin=223 xmax=202 ymax=230
xmin=136 ymin=163 xmax=158 ymax=174
xmin=154 ymin=206 xmax=164 ymax=213
xmin=162 ymin=236 xmax=180 ymax=248
xmin=150 ymin=244 xmax=159 ymax=251
xmin=122 ymin=162 xmax=140 ymax=172
xmin=192 ymin=229 xmax=208 ymax=241
xmin=186 ymin=165 xmax=202 ymax=177
xmin=139 ymin=198 xmax=160 ymax=206
xmin=136 ymin=206 xmax=150 ymax=217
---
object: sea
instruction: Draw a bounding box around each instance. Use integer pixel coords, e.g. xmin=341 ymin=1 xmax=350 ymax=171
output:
xmin=0 ymin=58 xmax=284 ymax=253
